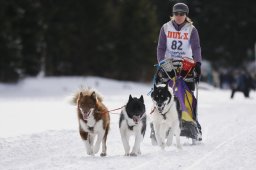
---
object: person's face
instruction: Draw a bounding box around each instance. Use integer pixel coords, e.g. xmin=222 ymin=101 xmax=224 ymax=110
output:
xmin=173 ymin=12 xmax=186 ymax=25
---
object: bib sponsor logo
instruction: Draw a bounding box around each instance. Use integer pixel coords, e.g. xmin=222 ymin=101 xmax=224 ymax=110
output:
xmin=167 ymin=31 xmax=188 ymax=40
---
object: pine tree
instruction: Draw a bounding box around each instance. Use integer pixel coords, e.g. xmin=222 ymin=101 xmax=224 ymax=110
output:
xmin=116 ymin=0 xmax=158 ymax=81
xmin=0 ymin=1 xmax=22 ymax=82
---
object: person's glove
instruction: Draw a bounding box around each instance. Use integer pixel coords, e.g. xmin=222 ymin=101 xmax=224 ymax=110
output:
xmin=194 ymin=62 xmax=201 ymax=83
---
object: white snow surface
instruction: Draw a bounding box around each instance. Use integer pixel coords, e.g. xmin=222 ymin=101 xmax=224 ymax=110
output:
xmin=0 ymin=76 xmax=256 ymax=170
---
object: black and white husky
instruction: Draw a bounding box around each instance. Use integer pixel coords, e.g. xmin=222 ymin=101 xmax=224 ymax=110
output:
xmin=119 ymin=95 xmax=147 ymax=156
xmin=150 ymin=84 xmax=182 ymax=149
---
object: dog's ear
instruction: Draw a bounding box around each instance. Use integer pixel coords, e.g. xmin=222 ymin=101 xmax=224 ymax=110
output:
xmin=77 ymin=92 xmax=83 ymax=103
xmin=91 ymin=91 xmax=97 ymax=101
xmin=151 ymin=85 xmax=156 ymax=98
xmin=79 ymin=92 xmax=83 ymax=99
xmin=139 ymin=95 xmax=144 ymax=103
xmin=129 ymin=94 xmax=133 ymax=102
xmin=164 ymin=83 xmax=169 ymax=90
xmin=153 ymin=84 xmax=157 ymax=90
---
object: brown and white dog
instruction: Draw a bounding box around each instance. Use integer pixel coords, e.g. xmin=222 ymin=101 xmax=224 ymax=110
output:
xmin=72 ymin=89 xmax=110 ymax=156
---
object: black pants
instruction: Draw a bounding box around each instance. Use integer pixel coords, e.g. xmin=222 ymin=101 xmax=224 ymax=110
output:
xmin=185 ymin=80 xmax=202 ymax=134
xmin=185 ymin=81 xmax=195 ymax=91
xmin=231 ymin=88 xmax=250 ymax=98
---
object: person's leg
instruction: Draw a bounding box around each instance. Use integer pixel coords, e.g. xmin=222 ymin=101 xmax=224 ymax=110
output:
xmin=231 ymin=88 xmax=236 ymax=98
xmin=185 ymin=81 xmax=202 ymax=140
xmin=244 ymin=89 xmax=249 ymax=98
xmin=185 ymin=81 xmax=195 ymax=91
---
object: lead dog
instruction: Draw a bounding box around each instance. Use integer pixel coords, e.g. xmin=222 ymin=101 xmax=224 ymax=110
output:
xmin=150 ymin=84 xmax=182 ymax=149
xmin=72 ymin=89 xmax=110 ymax=156
xmin=119 ymin=95 xmax=146 ymax=156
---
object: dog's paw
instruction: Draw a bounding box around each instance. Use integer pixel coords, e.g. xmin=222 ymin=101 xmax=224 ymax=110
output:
xmin=176 ymin=144 xmax=182 ymax=150
xmin=160 ymin=143 xmax=166 ymax=150
xmin=100 ymin=152 xmax=107 ymax=157
xmin=192 ymin=139 xmax=202 ymax=145
xmin=151 ymin=137 xmax=158 ymax=146
xmin=93 ymin=146 xmax=100 ymax=154
xmin=129 ymin=152 xmax=138 ymax=157
xmin=166 ymin=140 xmax=172 ymax=146
xmin=86 ymin=147 xmax=94 ymax=155
xmin=86 ymin=150 xmax=94 ymax=156
xmin=124 ymin=153 xmax=129 ymax=156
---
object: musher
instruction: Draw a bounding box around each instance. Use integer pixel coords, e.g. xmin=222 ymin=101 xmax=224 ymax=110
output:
xmin=153 ymin=3 xmax=202 ymax=141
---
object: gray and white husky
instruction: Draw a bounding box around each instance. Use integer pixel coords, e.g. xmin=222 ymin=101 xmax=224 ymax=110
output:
xmin=119 ymin=95 xmax=147 ymax=156
xmin=150 ymin=84 xmax=182 ymax=149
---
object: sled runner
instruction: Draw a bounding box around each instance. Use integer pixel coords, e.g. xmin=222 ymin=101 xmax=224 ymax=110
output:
xmin=151 ymin=57 xmax=201 ymax=142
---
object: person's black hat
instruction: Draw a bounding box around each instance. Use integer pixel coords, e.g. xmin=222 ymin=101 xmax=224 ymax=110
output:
xmin=173 ymin=3 xmax=189 ymax=14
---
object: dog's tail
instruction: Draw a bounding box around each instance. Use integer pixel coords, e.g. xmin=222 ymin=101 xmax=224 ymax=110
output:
xmin=71 ymin=87 xmax=103 ymax=105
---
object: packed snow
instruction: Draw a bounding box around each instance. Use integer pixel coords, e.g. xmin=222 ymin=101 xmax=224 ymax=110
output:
xmin=0 ymin=76 xmax=256 ymax=170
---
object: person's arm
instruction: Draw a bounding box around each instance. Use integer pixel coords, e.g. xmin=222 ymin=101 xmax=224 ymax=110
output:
xmin=190 ymin=27 xmax=202 ymax=63
xmin=190 ymin=27 xmax=202 ymax=82
xmin=157 ymin=26 xmax=167 ymax=63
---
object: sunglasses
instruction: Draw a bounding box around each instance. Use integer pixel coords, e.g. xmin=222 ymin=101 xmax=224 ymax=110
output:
xmin=174 ymin=12 xmax=186 ymax=16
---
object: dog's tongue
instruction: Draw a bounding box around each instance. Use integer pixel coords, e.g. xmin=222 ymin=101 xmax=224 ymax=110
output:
xmin=133 ymin=116 xmax=140 ymax=124
xmin=83 ymin=114 xmax=88 ymax=120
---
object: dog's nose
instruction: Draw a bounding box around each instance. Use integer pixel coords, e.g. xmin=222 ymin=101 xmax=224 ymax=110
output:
xmin=157 ymin=103 xmax=162 ymax=107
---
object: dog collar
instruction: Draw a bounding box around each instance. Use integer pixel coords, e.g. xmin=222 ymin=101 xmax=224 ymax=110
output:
xmin=161 ymin=110 xmax=169 ymax=120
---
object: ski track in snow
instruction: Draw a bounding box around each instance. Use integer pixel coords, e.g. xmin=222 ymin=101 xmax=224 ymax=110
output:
xmin=185 ymin=125 xmax=256 ymax=170
xmin=0 ymin=77 xmax=256 ymax=170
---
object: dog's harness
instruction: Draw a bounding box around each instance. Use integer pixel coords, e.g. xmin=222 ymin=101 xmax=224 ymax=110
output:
xmin=126 ymin=120 xmax=135 ymax=131
xmin=149 ymin=105 xmax=172 ymax=120
xmin=159 ymin=97 xmax=173 ymax=120
xmin=161 ymin=107 xmax=171 ymax=120
xmin=149 ymin=107 xmax=156 ymax=115
xmin=92 ymin=105 xmax=126 ymax=115
xmin=161 ymin=111 xmax=168 ymax=120
xmin=95 ymin=109 xmax=109 ymax=115
xmin=88 ymin=126 xmax=94 ymax=132
xmin=105 ymin=105 xmax=126 ymax=114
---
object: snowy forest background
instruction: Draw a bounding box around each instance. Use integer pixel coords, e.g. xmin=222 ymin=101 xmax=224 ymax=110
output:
xmin=1 ymin=1 xmax=256 ymax=169
xmin=0 ymin=0 xmax=256 ymax=82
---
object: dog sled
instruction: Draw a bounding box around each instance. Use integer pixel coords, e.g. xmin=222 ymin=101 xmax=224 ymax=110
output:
xmin=151 ymin=57 xmax=202 ymax=143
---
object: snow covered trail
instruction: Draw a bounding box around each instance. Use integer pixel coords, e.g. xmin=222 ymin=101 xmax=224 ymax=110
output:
xmin=0 ymin=77 xmax=256 ymax=170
